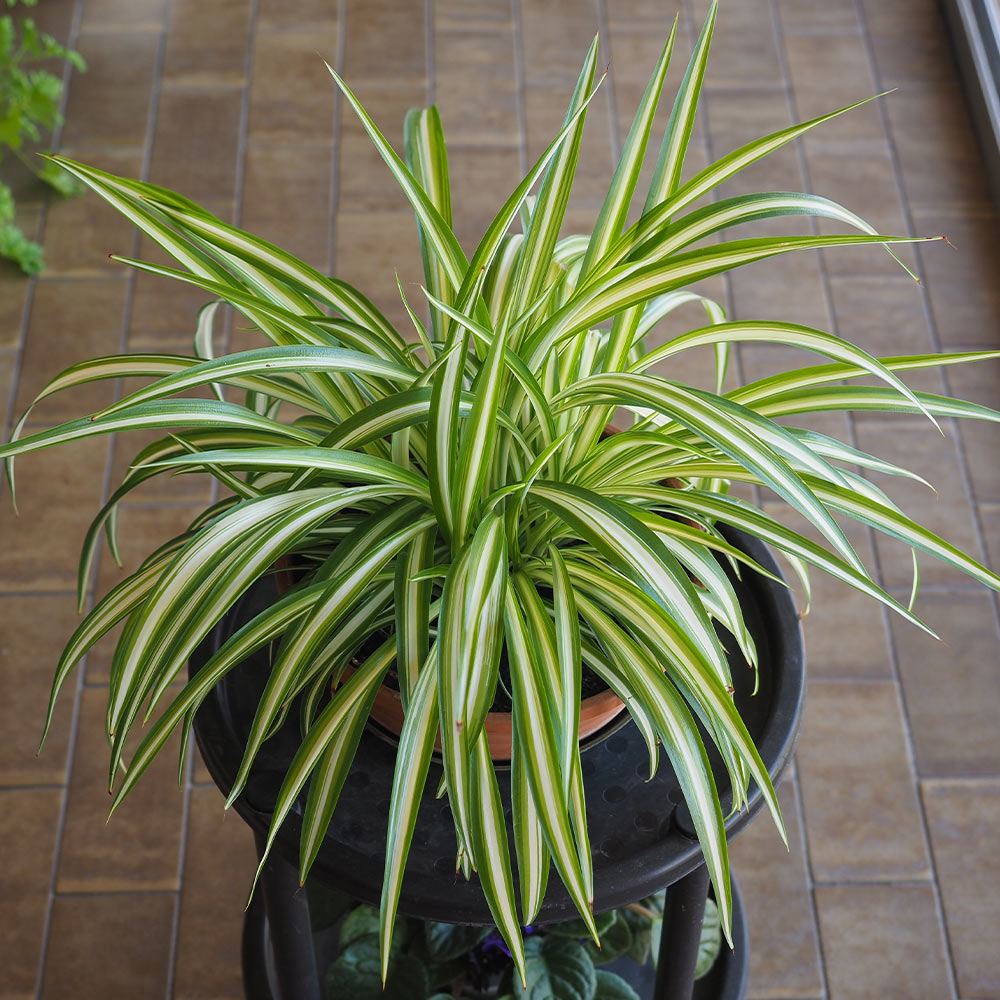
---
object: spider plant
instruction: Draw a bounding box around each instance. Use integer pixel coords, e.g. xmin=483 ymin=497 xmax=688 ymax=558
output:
xmin=4 ymin=3 xmax=1000 ymax=985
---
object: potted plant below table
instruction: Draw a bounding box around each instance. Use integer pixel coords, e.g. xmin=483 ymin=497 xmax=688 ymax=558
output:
xmin=5 ymin=2 xmax=1000 ymax=993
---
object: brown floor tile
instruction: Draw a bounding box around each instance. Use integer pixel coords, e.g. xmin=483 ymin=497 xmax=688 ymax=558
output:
xmin=703 ymin=90 xmax=803 ymax=197
xmin=859 ymin=0 xmax=942 ymax=37
xmin=796 ymin=679 xmax=930 ymax=881
xmin=173 ymin=786 xmax=257 ymax=999
xmin=884 ymin=84 xmax=993 ymax=210
xmin=827 ymin=276 xmax=942 ymax=393
xmin=524 ymin=84 xmax=614 ymax=207
xmin=242 ymin=144 xmax=334 ymax=272
xmin=84 ymin=503 xmax=207 ymax=685
xmin=867 ymin=1 xmax=955 ymax=90
xmin=728 ymin=220 xmax=831 ymax=334
xmin=163 ymin=0 xmax=251 ymax=86
xmin=981 ymin=503 xmax=1000 ymax=571
xmin=0 ymin=788 xmax=62 ymax=1000
xmin=0 ymin=435 xmax=109 ymax=592
xmin=258 ymin=0 xmax=338 ymax=32
xmin=805 ymin=146 xmax=918 ymax=278
xmin=0 ymin=350 xmax=13 ymax=422
xmin=436 ymin=0 xmax=512 ymax=30
xmin=760 ymin=502 xmax=891 ymax=678
xmin=783 ymin=34 xmax=884 ymax=149
xmin=945 ymin=354 xmax=1000 ymax=501
xmin=703 ymin=0 xmax=783 ymax=91
xmin=852 ymin=418 xmax=981 ymax=588
xmin=128 ymin=200 xmax=235 ymax=350
xmin=0 ymin=596 xmax=83 ymax=785
xmin=922 ymin=779 xmax=1000 ymax=998
xmin=729 ymin=777 xmax=824 ymax=999
xmin=609 ymin=27 xmax=699 ymax=157
xmin=41 ymin=892 xmax=175 ymax=999
xmin=343 ymin=0 xmax=426 ymax=86
xmin=248 ymin=31 xmax=338 ymax=145
xmin=435 ymin=26 xmax=519 ymax=146
xmin=889 ymin=591 xmax=1000 ymax=778
xmin=27 ymin=0 xmax=77 ymax=40
xmin=0 ymin=262 xmax=33 ymax=350
xmin=107 ymin=426 xmax=217 ymax=506
xmin=57 ymin=686 xmax=185 ymax=892
xmin=41 ymin=148 xmax=145 ymax=275
xmin=776 ymin=0 xmax=861 ymax=34
xmin=333 ymin=209 xmax=424 ymax=335
xmin=521 ymin=0 xmax=600 ymax=87
xmin=14 ymin=278 xmax=128 ymax=423
xmin=150 ymin=88 xmax=243 ymax=204
xmin=604 ymin=0 xmax=682 ymax=30
xmin=79 ymin=0 xmax=166 ymax=33
xmin=447 ymin=146 xmax=523 ymax=254
xmin=62 ymin=32 xmax=160 ymax=148
xmin=815 ymin=884 xmax=952 ymax=999
xmin=337 ymin=86 xmax=427 ymax=213
xmin=913 ymin=209 xmax=1000 ymax=348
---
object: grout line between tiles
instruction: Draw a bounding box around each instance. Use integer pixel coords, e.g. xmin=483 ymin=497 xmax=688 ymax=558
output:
xmin=511 ymin=0 xmax=529 ymax=178
xmin=811 ymin=877 xmax=936 ymax=888
xmin=595 ymin=0 xmax=621 ymax=166
xmin=51 ymin=887 xmax=181 ymax=898
xmin=762 ymin=3 xmax=838 ymax=995
xmin=328 ymin=0 xmax=348 ymax=278
xmin=27 ymin=3 xmax=99 ymax=995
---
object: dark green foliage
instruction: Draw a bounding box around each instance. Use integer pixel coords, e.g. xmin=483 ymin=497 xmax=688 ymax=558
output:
xmin=321 ymin=893 xmax=717 ymax=999
xmin=0 ymin=0 xmax=85 ymax=274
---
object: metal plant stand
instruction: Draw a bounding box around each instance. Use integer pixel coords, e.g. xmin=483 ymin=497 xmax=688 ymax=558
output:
xmin=191 ymin=530 xmax=804 ymax=1000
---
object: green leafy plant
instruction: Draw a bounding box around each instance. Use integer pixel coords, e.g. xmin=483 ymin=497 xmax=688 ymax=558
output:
xmin=320 ymin=892 xmax=713 ymax=1000
xmin=4 ymin=1 xmax=1000 ymax=986
xmin=0 ymin=0 xmax=86 ymax=273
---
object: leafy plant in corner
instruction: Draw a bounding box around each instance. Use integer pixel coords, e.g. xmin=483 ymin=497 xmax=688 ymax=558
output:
xmin=0 ymin=0 xmax=85 ymax=273
xmin=5 ymin=1 xmax=1000 ymax=988
xmin=320 ymin=893 xmax=719 ymax=999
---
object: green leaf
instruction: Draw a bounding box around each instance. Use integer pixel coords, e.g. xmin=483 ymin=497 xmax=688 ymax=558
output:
xmin=325 ymin=934 xmax=428 ymax=1000
xmin=380 ymin=647 xmax=441 ymax=981
xmin=423 ymin=921 xmax=491 ymax=962
xmin=340 ymin=905 xmax=381 ymax=949
xmin=437 ymin=513 xmax=507 ymax=855
xmin=695 ymin=898 xmax=722 ymax=980
xmin=505 ymin=581 xmax=596 ymax=941
xmin=583 ymin=911 xmax=633 ymax=966
xmin=593 ymin=969 xmax=641 ymax=1000
xmin=514 ymin=935 xmax=596 ymax=1000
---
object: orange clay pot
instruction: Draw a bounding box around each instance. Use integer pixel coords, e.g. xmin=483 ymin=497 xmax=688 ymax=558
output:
xmin=358 ymin=679 xmax=625 ymax=761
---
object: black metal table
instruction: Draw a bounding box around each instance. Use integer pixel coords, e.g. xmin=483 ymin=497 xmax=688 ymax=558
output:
xmin=191 ymin=530 xmax=804 ymax=1000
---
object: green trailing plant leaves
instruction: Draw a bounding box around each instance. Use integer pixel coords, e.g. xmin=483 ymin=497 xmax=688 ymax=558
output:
xmin=695 ymin=898 xmax=722 ymax=980
xmin=592 ymin=969 xmax=642 ymax=1000
xmin=514 ymin=936 xmax=597 ymax=1000
xmin=339 ymin=905 xmax=382 ymax=949
xmin=324 ymin=934 xmax=428 ymax=1000
xmin=583 ymin=911 xmax=634 ymax=966
xmin=424 ymin=920 xmax=492 ymax=962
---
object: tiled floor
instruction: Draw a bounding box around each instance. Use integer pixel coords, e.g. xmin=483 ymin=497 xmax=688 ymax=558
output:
xmin=1 ymin=0 xmax=998 ymax=997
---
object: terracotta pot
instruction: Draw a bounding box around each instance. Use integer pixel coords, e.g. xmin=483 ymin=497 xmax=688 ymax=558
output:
xmin=275 ymin=559 xmax=627 ymax=761
xmin=359 ymin=679 xmax=625 ymax=761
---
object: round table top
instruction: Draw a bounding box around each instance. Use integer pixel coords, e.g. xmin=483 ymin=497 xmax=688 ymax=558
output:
xmin=191 ymin=529 xmax=804 ymax=923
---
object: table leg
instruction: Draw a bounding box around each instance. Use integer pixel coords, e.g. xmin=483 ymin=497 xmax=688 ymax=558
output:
xmin=653 ymin=862 xmax=710 ymax=1000
xmin=253 ymin=832 xmax=322 ymax=1000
